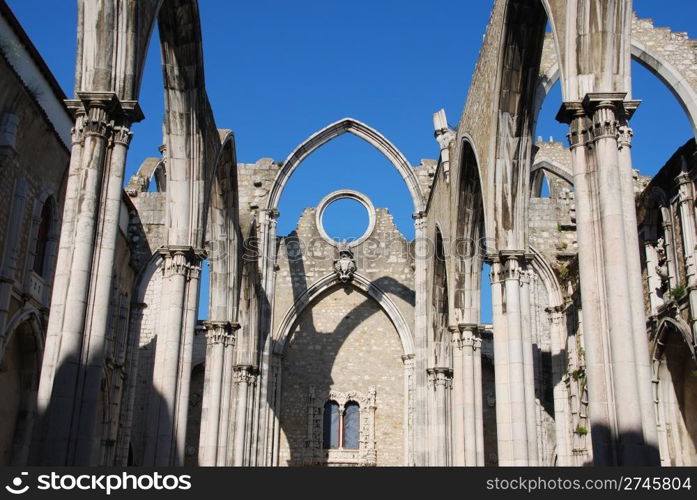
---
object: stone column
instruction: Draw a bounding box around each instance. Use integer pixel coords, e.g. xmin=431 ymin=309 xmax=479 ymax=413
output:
xmin=676 ymin=172 xmax=697 ymax=338
xmin=199 ymin=321 xmax=236 ymax=466
xmin=35 ymin=94 xmax=142 ymax=465
xmin=73 ymin=116 xmax=135 ymax=464
xmin=548 ymin=307 xmax=571 ymax=466
xmin=501 ymin=252 xmax=529 ymax=466
xmin=450 ymin=325 xmax=466 ymax=466
xmin=255 ymin=208 xmax=277 ymax=466
xmin=561 ymin=102 xmax=614 ymax=465
xmin=217 ymin=323 xmax=239 ymax=466
xmin=460 ymin=324 xmax=478 ymax=466
xmin=232 ymin=365 xmax=254 ymax=466
xmin=413 ymin=212 xmax=429 ymax=465
xmin=174 ymin=254 xmax=203 ymax=466
xmin=559 ymin=95 xmax=659 ymax=465
xmin=520 ymin=267 xmax=539 ymax=465
xmin=472 ymin=329 xmax=485 ymax=466
xmin=489 ymin=257 xmax=512 ymax=465
xmin=402 ymin=354 xmax=415 ymax=466
xmin=428 ymin=367 xmax=452 ymax=466
xmin=617 ymin=121 xmax=660 ymax=460
xmin=144 ymin=246 xmax=203 ymax=466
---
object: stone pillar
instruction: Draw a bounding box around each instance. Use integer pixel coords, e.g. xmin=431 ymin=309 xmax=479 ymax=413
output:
xmin=501 ymin=252 xmax=529 ymax=466
xmin=520 ymin=267 xmax=539 ymax=465
xmin=217 ymin=323 xmax=239 ymax=466
xmin=617 ymin=121 xmax=660 ymax=460
xmin=558 ymin=95 xmax=659 ymax=465
xmin=413 ymin=212 xmax=429 ymax=465
xmin=34 ymin=93 xmax=142 ymax=465
xmin=489 ymin=257 xmax=512 ymax=465
xmin=144 ymin=246 xmax=203 ymax=466
xmin=255 ymin=208 xmax=278 ymax=466
xmin=427 ymin=367 xmax=452 ymax=466
xmin=199 ymin=321 xmax=236 ymax=466
xmin=174 ymin=255 xmax=203 ymax=466
xmin=562 ymin=102 xmax=614 ymax=464
xmin=548 ymin=307 xmax=571 ymax=466
xmin=232 ymin=365 xmax=254 ymax=466
xmin=472 ymin=329 xmax=485 ymax=466
xmin=450 ymin=325 xmax=465 ymax=466
xmin=460 ymin=324 xmax=478 ymax=466
xmin=676 ymin=172 xmax=697 ymax=339
xmin=402 ymin=354 xmax=415 ymax=466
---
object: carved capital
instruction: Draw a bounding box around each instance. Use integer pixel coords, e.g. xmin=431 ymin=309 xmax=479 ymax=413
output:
xmin=203 ymin=321 xmax=236 ymax=346
xmin=111 ymin=125 xmax=133 ymax=147
xmin=427 ymin=367 xmax=453 ymax=388
xmin=500 ymin=251 xmax=525 ymax=281
xmin=457 ymin=323 xmax=478 ymax=349
xmin=233 ymin=365 xmax=255 ymax=384
xmin=159 ymin=245 xmax=205 ymax=279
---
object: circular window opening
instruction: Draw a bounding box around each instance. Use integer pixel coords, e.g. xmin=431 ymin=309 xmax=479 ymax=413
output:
xmin=321 ymin=198 xmax=370 ymax=244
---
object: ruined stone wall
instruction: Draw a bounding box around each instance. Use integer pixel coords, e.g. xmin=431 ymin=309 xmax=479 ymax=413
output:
xmin=529 ymin=141 xmax=577 ymax=259
xmin=278 ymin=287 xmax=405 ymax=466
xmin=274 ymin=205 xmax=414 ymax=466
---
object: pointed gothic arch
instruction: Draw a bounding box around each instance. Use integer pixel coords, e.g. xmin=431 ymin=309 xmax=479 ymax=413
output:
xmin=265 ymin=118 xmax=425 ymax=214
xmin=273 ymin=272 xmax=414 ymax=357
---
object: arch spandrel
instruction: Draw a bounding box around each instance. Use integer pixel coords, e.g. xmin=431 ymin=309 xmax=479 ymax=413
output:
xmin=266 ymin=118 xmax=425 ymax=214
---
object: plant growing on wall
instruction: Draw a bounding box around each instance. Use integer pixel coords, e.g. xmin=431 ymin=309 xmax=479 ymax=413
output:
xmin=668 ymin=283 xmax=687 ymax=301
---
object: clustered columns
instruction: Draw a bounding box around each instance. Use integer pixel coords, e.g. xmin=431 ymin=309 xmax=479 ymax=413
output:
xmin=675 ymin=172 xmax=697 ymax=339
xmin=144 ymin=246 xmax=205 ymax=466
xmin=451 ymin=323 xmax=484 ymax=466
xmin=489 ymin=252 xmax=538 ymax=466
xmin=199 ymin=321 xmax=238 ymax=466
xmin=232 ymin=364 xmax=258 ymax=466
xmin=412 ymin=212 xmax=429 ymax=465
xmin=559 ymin=94 xmax=659 ymax=465
xmin=34 ymin=92 xmax=142 ymax=466
xmin=427 ymin=366 xmax=452 ymax=465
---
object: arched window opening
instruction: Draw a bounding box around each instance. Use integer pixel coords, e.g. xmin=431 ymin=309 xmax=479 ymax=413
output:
xmin=480 ymin=262 xmax=492 ymax=325
xmin=322 ymin=401 xmax=340 ymax=449
xmin=540 ymin=173 xmax=551 ymax=198
xmin=343 ymin=402 xmax=360 ymax=450
xmin=33 ymin=199 xmax=53 ymax=277
xmin=198 ymin=260 xmax=210 ymax=320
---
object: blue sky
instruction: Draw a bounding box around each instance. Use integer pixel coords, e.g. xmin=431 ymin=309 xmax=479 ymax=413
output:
xmin=7 ymin=0 xmax=697 ymax=322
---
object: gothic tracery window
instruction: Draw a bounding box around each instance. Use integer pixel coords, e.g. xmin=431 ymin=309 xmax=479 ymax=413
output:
xmin=322 ymin=399 xmax=361 ymax=450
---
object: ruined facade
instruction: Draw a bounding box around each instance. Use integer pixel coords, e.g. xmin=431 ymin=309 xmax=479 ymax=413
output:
xmin=0 ymin=0 xmax=696 ymax=467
